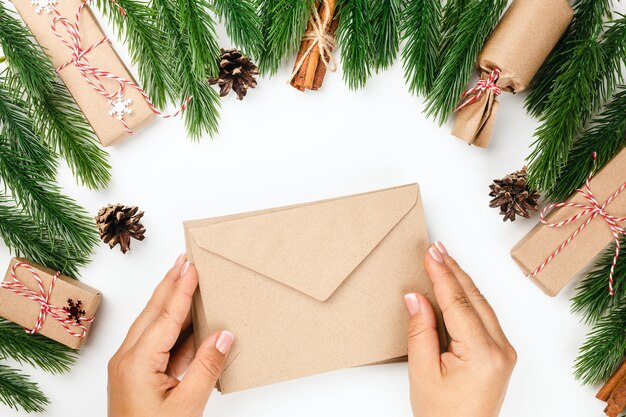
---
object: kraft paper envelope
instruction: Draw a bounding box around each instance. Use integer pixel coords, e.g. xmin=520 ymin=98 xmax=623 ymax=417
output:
xmin=184 ymin=184 xmax=445 ymax=393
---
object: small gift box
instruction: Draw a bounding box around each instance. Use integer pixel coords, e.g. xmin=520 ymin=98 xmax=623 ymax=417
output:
xmin=451 ymin=0 xmax=573 ymax=147
xmin=0 ymin=258 xmax=101 ymax=349
xmin=12 ymin=0 xmax=155 ymax=146
xmin=511 ymin=149 xmax=626 ymax=296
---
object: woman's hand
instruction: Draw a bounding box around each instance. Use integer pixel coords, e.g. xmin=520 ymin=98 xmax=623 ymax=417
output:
xmin=108 ymin=255 xmax=234 ymax=417
xmin=404 ymin=242 xmax=516 ymax=417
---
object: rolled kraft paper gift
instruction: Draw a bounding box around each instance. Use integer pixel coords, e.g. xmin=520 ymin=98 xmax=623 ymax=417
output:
xmin=11 ymin=0 xmax=155 ymax=147
xmin=511 ymin=148 xmax=626 ymax=297
xmin=451 ymin=0 xmax=573 ymax=148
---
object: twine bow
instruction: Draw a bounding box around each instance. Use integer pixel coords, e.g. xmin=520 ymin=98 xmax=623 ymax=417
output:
xmin=50 ymin=0 xmax=190 ymax=135
xmin=288 ymin=0 xmax=337 ymax=82
xmin=527 ymin=153 xmax=626 ymax=296
xmin=0 ymin=262 xmax=94 ymax=337
xmin=455 ymin=68 xmax=502 ymax=112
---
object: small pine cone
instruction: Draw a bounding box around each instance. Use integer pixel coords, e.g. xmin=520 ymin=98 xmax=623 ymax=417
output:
xmin=95 ymin=204 xmax=145 ymax=254
xmin=489 ymin=167 xmax=541 ymax=222
xmin=209 ymin=48 xmax=259 ymax=100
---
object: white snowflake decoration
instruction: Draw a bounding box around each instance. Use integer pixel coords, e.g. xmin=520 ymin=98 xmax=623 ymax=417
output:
xmin=108 ymin=95 xmax=133 ymax=121
xmin=31 ymin=0 xmax=57 ymax=14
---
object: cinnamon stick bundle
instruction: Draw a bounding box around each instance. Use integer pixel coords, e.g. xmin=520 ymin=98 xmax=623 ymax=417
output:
xmin=598 ymin=361 xmax=626 ymax=417
xmin=289 ymin=0 xmax=338 ymax=91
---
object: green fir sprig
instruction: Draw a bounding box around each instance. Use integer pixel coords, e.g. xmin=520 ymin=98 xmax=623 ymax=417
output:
xmin=210 ymin=0 xmax=263 ymax=58
xmin=180 ymin=0 xmax=221 ymax=79
xmin=0 ymin=364 xmax=48 ymax=413
xmin=424 ymin=0 xmax=507 ymax=124
xmin=401 ymin=0 xmax=442 ymax=95
xmin=547 ymin=88 xmax=626 ymax=202
xmin=337 ymin=0 xmax=374 ymax=90
xmin=371 ymin=0 xmax=401 ymax=72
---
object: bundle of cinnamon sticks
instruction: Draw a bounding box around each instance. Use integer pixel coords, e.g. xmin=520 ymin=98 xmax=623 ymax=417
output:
xmin=598 ymin=360 xmax=626 ymax=417
xmin=289 ymin=0 xmax=338 ymax=91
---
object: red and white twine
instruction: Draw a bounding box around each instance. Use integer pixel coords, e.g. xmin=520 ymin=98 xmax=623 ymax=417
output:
xmin=0 ymin=262 xmax=94 ymax=337
xmin=527 ymin=153 xmax=626 ymax=296
xmin=50 ymin=0 xmax=190 ymax=134
xmin=455 ymin=67 xmax=502 ymax=112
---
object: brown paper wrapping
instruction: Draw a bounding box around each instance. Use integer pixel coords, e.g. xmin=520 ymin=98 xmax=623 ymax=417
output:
xmin=451 ymin=0 xmax=573 ymax=147
xmin=511 ymin=148 xmax=626 ymax=297
xmin=11 ymin=0 xmax=155 ymax=146
xmin=0 ymin=258 xmax=101 ymax=349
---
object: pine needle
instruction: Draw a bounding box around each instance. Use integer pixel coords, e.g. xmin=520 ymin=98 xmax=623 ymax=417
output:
xmin=258 ymin=0 xmax=315 ymax=75
xmin=574 ymin=299 xmax=626 ymax=385
xmin=424 ymin=0 xmax=507 ymax=124
xmin=210 ymin=0 xmax=263 ymax=58
xmin=180 ymin=0 xmax=221 ymax=79
xmin=0 ymin=364 xmax=48 ymax=413
xmin=439 ymin=0 xmax=468 ymax=54
xmin=547 ymin=87 xmax=626 ymax=202
xmin=525 ymin=0 xmax=613 ymax=118
xmin=337 ymin=0 xmax=373 ymax=90
xmin=401 ymin=0 xmax=442 ymax=95
xmin=371 ymin=0 xmax=401 ymax=72
xmin=0 ymin=319 xmax=77 ymax=375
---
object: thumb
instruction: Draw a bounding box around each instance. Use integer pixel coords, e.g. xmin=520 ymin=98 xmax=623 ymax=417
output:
xmin=405 ymin=293 xmax=441 ymax=380
xmin=172 ymin=330 xmax=234 ymax=412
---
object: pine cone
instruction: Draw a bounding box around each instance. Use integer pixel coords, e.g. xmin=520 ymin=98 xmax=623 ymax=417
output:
xmin=95 ymin=204 xmax=145 ymax=254
xmin=209 ymin=48 xmax=259 ymax=100
xmin=489 ymin=167 xmax=541 ymax=222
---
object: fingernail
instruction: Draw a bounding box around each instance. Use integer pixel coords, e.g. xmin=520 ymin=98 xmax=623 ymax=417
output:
xmin=404 ymin=293 xmax=421 ymax=316
xmin=181 ymin=260 xmax=190 ymax=277
xmin=435 ymin=241 xmax=448 ymax=255
xmin=429 ymin=246 xmax=443 ymax=263
xmin=216 ymin=330 xmax=235 ymax=355
xmin=175 ymin=253 xmax=186 ymax=267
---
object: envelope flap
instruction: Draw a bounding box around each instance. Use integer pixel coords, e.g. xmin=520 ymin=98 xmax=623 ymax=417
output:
xmin=189 ymin=184 xmax=419 ymax=301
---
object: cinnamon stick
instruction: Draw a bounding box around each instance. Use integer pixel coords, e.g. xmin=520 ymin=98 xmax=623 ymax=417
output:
xmin=605 ymin=377 xmax=626 ymax=417
xmin=290 ymin=2 xmax=319 ymax=91
xmin=312 ymin=17 xmax=339 ymax=91
xmin=303 ymin=0 xmax=336 ymax=89
xmin=599 ymin=361 xmax=626 ymax=401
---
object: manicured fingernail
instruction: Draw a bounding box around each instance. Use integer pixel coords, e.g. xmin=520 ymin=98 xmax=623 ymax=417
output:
xmin=181 ymin=261 xmax=190 ymax=277
xmin=175 ymin=253 xmax=186 ymax=267
xmin=429 ymin=246 xmax=443 ymax=263
xmin=404 ymin=293 xmax=421 ymax=316
xmin=216 ymin=330 xmax=235 ymax=355
xmin=435 ymin=241 xmax=448 ymax=255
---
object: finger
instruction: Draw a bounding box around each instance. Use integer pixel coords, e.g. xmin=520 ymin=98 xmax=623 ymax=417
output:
xmin=119 ymin=253 xmax=187 ymax=352
xmin=171 ymin=330 xmax=234 ymax=413
xmin=405 ymin=292 xmax=441 ymax=380
xmin=435 ymin=242 xmax=510 ymax=347
xmin=134 ymin=261 xmax=198 ymax=357
xmin=166 ymin=333 xmax=196 ymax=379
xmin=424 ymin=245 xmax=490 ymax=344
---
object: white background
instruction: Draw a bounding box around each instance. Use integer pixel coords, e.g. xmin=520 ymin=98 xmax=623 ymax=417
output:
xmin=3 ymin=2 xmax=626 ymax=416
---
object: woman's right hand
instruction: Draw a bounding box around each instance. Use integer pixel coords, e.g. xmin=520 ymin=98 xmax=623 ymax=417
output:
xmin=404 ymin=242 xmax=516 ymax=417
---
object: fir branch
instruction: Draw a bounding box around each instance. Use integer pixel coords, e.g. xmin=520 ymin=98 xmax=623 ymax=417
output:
xmin=0 ymin=196 xmax=85 ymax=276
xmin=424 ymin=0 xmax=507 ymax=124
xmin=151 ymin=0 xmax=220 ymax=139
xmin=0 ymin=3 xmax=110 ymax=189
xmin=525 ymin=0 xmax=613 ymax=118
xmin=337 ymin=0 xmax=373 ymax=90
xmin=548 ymin=87 xmax=626 ymax=202
xmin=94 ymin=0 xmax=175 ymax=108
xmin=180 ymin=0 xmax=221 ymax=79
xmin=571 ymin=236 xmax=626 ymax=324
xmin=258 ymin=0 xmax=315 ymax=75
xmin=0 ymin=364 xmax=48 ymax=413
xmin=0 ymin=319 xmax=77 ymax=375
xmin=439 ymin=0 xmax=468 ymax=54
xmin=574 ymin=299 xmax=626 ymax=385
xmin=210 ymin=0 xmax=263 ymax=58
xmin=371 ymin=0 xmax=401 ymax=72
xmin=401 ymin=0 xmax=442 ymax=95
xmin=527 ymin=16 xmax=626 ymax=192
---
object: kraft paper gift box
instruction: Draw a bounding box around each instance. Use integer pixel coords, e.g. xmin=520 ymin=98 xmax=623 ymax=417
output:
xmin=12 ymin=0 xmax=155 ymax=146
xmin=511 ymin=148 xmax=626 ymax=297
xmin=184 ymin=184 xmax=446 ymax=393
xmin=451 ymin=0 xmax=573 ymax=147
xmin=0 ymin=258 xmax=101 ymax=349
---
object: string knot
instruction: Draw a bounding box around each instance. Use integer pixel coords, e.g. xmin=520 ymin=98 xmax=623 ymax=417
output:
xmin=455 ymin=67 xmax=502 ymax=112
